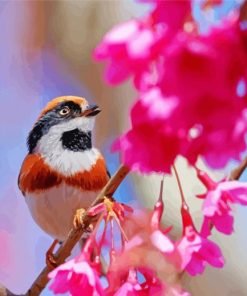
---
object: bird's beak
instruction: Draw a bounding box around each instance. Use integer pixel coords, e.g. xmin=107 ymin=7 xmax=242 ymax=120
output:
xmin=82 ymin=104 xmax=101 ymax=117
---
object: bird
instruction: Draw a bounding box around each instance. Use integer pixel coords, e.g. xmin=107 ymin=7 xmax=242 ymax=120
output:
xmin=18 ymin=96 xmax=110 ymax=244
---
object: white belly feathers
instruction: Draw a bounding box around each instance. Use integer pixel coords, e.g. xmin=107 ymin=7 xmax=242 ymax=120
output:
xmin=25 ymin=182 xmax=100 ymax=241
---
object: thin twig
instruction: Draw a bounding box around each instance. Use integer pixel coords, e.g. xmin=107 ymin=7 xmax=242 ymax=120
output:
xmin=229 ymin=156 xmax=247 ymax=181
xmin=0 ymin=285 xmax=23 ymax=296
xmin=173 ymin=165 xmax=188 ymax=208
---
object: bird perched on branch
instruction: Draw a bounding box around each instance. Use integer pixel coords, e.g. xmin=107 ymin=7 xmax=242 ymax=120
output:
xmin=18 ymin=96 xmax=109 ymax=242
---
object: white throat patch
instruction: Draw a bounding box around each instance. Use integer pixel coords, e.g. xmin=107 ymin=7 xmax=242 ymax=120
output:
xmin=34 ymin=116 xmax=101 ymax=176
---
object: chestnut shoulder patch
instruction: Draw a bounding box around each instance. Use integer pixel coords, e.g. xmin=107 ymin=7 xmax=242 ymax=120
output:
xmin=18 ymin=154 xmax=109 ymax=195
xmin=18 ymin=154 xmax=62 ymax=195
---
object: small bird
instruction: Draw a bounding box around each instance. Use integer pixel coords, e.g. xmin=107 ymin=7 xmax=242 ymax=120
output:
xmin=18 ymin=96 xmax=109 ymax=242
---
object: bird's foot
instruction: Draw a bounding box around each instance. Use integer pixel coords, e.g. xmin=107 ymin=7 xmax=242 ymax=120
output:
xmin=73 ymin=208 xmax=86 ymax=229
xmin=46 ymin=239 xmax=59 ymax=270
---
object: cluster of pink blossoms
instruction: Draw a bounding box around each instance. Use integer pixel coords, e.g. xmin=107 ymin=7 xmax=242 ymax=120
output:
xmin=48 ymin=173 xmax=247 ymax=295
xmin=48 ymin=1 xmax=247 ymax=295
xmin=94 ymin=0 xmax=247 ymax=173
xmin=48 ymin=183 xmax=190 ymax=295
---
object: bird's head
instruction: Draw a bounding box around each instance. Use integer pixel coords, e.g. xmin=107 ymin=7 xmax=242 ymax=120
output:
xmin=27 ymin=96 xmax=101 ymax=154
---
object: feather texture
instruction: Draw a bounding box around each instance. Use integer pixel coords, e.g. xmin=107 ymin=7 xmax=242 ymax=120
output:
xmin=18 ymin=153 xmax=109 ymax=194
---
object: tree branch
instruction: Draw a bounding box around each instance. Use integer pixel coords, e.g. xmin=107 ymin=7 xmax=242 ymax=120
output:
xmin=0 ymin=284 xmax=24 ymax=296
xmin=229 ymin=156 xmax=247 ymax=181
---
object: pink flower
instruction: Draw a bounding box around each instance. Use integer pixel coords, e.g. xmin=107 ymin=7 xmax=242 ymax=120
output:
xmin=162 ymin=15 xmax=247 ymax=105
xmin=114 ymin=16 xmax=247 ymax=173
xmin=150 ymin=230 xmax=174 ymax=254
xmin=160 ymin=16 xmax=247 ymax=168
xmin=113 ymin=281 xmax=143 ymax=296
xmin=177 ymin=207 xmax=224 ymax=276
xmin=112 ymin=269 xmax=163 ymax=296
xmin=88 ymin=199 xmax=133 ymax=221
xmin=197 ymin=168 xmax=247 ymax=234
xmin=93 ymin=20 xmax=166 ymax=85
xmin=177 ymin=225 xmax=224 ymax=276
xmin=112 ymin=88 xmax=187 ymax=173
xmin=151 ymin=184 xmax=164 ymax=229
xmin=106 ymin=187 xmax=180 ymax=294
xmin=122 ymin=191 xmax=175 ymax=256
xmin=145 ymin=0 xmax=192 ymax=33
xmin=168 ymin=287 xmax=191 ymax=296
xmin=123 ymin=180 xmax=175 ymax=257
xmin=49 ymin=258 xmax=104 ymax=296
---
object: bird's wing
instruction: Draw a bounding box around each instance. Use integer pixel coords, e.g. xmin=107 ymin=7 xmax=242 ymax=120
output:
xmin=18 ymin=154 xmax=62 ymax=196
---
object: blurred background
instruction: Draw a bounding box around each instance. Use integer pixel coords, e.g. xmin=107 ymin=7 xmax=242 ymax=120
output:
xmin=0 ymin=1 xmax=246 ymax=295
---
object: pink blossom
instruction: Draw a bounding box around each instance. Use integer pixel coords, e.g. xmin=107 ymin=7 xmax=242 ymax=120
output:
xmin=113 ymin=281 xmax=143 ymax=296
xmin=112 ymin=88 xmax=186 ymax=173
xmin=197 ymin=168 xmax=247 ymax=234
xmin=151 ymin=178 xmax=164 ymax=229
xmin=93 ymin=20 xmax=166 ymax=85
xmin=49 ymin=258 xmax=104 ymax=296
xmin=106 ymin=191 xmax=178 ymax=292
xmin=150 ymin=230 xmax=174 ymax=254
xmin=88 ymin=200 xmax=133 ymax=221
xmin=177 ymin=225 xmax=224 ymax=276
xmin=160 ymin=16 xmax=247 ymax=168
xmin=168 ymin=287 xmax=191 ymax=296
xmin=114 ymin=16 xmax=247 ymax=173
xmin=123 ymin=181 xmax=174 ymax=253
xmin=112 ymin=269 xmax=163 ymax=296
xmin=93 ymin=0 xmax=192 ymax=87
xmin=122 ymin=201 xmax=175 ymax=255
xmin=177 ymin=207 xmax=224 ymax=276
xmin=162 ymin=15 xmax=247 ymax=105
xmin=144 ymin=0 xmax=192 ymax=33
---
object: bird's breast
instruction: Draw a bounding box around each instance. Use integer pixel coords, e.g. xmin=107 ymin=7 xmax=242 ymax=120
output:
xmin=25 ymin=182 xmax=100 ymax=241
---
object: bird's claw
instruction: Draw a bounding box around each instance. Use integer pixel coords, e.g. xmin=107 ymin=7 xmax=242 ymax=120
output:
xmin=46 ymin=239 xmax=59 ymax=270
xmin=73 ymin=208 xmax=86 ymax=229
xmin=46 ymin=252 xmax=58 ymax=270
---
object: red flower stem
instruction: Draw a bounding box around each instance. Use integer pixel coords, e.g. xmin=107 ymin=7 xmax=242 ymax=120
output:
xmin=151 ymin=177 xmax=165 ymax=228
xmin=173 ymin=165 xmax=189 ymax=210
xmin=110 ymin=218 xmax=115 ymax=252
xmin=113 ymin=213 xmax=129 ymax=242
xmin=98 ymin=217 xmax=108 ymax=253
xmin=82 ymin=213 xmax=105 ymax=256
xmin=91 ymin=213 xmax=105 ymax=239
xmin=120 ymin=232 xmax=125 ymax=251
xmin=159 ymin=176 xmax=165 ymax=202
xmin=109 ymin=217 xmax=116 ymax=266
xmin=229 ymin=155 xmax=247 ymax=180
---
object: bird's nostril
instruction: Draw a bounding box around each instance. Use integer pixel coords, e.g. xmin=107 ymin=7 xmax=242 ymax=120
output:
xmin=84 ymin=104 xmax=101 ymax=117
xmin=87 ymin=104 xmax=99 ymax=111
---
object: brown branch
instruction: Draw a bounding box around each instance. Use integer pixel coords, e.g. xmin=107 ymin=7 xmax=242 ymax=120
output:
xmin=23 ymin=164 xmax=129 ymax=296
xmin=0 ymin=284 xmax=24 ymax=296
xmin=240 ymin=0 xmax=247 ymax=22
xmin=229 ymin=156 xmax=247 ymax=181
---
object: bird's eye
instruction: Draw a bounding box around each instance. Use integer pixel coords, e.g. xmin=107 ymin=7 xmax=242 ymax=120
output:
xmin=59 ymin=107 xmax=70 ymax=116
